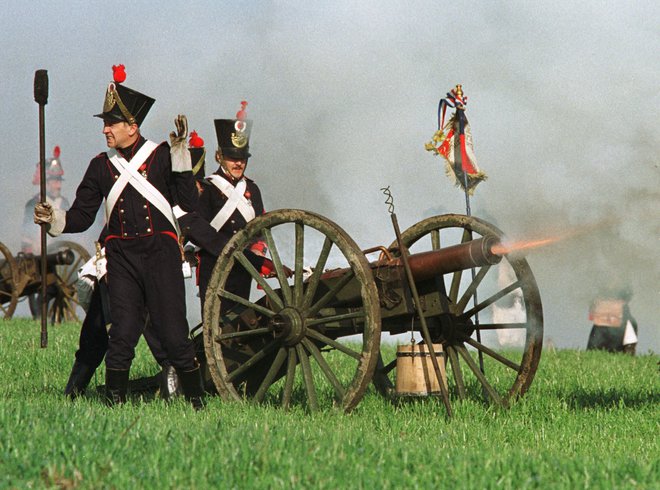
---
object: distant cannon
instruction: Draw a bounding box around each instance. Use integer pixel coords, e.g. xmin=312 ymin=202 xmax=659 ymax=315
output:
xmin=202 ymin=210 xmax=543 ymax=413
xmin=0 ymin=241 xmax=90 ymax=322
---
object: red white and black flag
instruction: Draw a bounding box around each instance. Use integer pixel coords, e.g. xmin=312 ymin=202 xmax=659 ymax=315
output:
xmin=425 ymin=85 xmax=486 ymax=195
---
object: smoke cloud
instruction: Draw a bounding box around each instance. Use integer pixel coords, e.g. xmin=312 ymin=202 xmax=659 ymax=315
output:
xmin=1 ymin=0 xmax=657 ymax=351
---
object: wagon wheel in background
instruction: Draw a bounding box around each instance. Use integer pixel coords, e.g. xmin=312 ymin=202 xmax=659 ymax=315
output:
xmin=204 ymin=209 xmax=382 ymax=412
xmin=373 ymin=214 xmax=543 ymax=407
xmin=48 ymin=241 xmax=91 ymax=323
xmin=0 ymin=242 xmax=19 ymax=319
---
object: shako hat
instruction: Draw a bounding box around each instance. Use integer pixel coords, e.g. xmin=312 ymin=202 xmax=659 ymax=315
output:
xmin=188 ymin=130 xmax=206 ymax=181
xmin=33 ymin=146 xmax=64 ymax=185
xmin=214 ymin=100 xmax=252 ymax=160
xmin=94 ymin=64 xmax=155 ymax=126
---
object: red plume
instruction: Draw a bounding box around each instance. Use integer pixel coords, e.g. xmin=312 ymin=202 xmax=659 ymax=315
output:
xmin=53 ymin=145 xmax=61 ymax=158
xmin=32 ymin=164 xmax=40 ymax=186
xmin=236 ymin=100 xmax=248 ymax=121
xmin=189 ymin=131 xmax=204 ymax=148
xmin=112 ymin=64 xmax=126 ymax=83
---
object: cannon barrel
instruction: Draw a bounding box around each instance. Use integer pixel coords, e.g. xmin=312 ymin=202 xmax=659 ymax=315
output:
xmin=318 ymin=235 xmax=502 ymax=284
xmin=389 ymin=235 xmax=502 ymax=281
xmin=35 ymin=249 xmax=75 ymax=267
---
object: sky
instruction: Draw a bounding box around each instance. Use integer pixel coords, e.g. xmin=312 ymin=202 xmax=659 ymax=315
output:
xmin=1 ymin=0 xmax=658 ymax=352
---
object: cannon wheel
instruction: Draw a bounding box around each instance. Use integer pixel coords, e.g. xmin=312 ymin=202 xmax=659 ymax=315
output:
xmin=373 ymin=214 xmax=543 ymax=407
xmin=203 ymin=209 xmax=382 ymax=412
xmin=0 ymin=242 xmax=19 ymax=319
xmin=48 ymin=241 xmax=91 ymax=323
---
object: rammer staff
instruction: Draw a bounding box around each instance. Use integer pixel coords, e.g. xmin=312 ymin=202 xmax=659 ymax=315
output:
xmin=34 ymin=69 xmax=49 ymax=348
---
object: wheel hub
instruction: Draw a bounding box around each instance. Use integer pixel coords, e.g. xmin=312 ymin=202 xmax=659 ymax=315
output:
xmin=432 ymin=313 xmax=474 ymax=344
xmin=271 ymin=307 xmax=306 ymax=346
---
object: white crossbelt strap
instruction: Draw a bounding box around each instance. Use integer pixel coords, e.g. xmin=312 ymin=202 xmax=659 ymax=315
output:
xmin=622 ymin=320 xmax=638 ymax=345
xmin=208 ymin=175 xmax=255 ymax=231
xmin=105 ymin=141 xmax=180 ymax=236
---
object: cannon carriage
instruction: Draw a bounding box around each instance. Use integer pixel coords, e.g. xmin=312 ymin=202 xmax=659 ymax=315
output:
xmin=202 ymin=210 xmax=543 ymax=413
xmin=0 ymin=241 xmax=90 ymax=322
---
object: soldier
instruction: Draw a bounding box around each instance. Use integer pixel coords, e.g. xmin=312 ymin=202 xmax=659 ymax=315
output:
xmin=587 ymin=288 xmax=639 ymax=355
xmin=195 ymin=102 xmax=269 ymax=312
xmin=34 ymin=66 xmax=205 ymax=409
xmin=64 ymin=130 xmax=227 ymax=401
xmin=22 ymin=148 xmax=70 ymax=319
xmin=22 ymin=147 xmax=70 ymax=254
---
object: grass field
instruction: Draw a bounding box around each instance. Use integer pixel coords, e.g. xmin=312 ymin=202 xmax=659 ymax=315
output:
xmin=1 ymin=318 xmax=658 ymax=489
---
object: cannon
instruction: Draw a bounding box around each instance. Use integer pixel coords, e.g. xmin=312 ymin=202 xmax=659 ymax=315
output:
xmin=0 ymin=241 xmax=90 ymax=322
xmin=203 ymin=210 xmax=543 ymax=413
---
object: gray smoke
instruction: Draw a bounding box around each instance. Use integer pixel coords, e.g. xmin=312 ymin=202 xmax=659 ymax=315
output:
xmin=1 ymin=1 xmax=658 ymax=350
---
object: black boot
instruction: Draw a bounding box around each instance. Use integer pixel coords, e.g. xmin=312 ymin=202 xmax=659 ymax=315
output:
xmin=64 ymin=360 xmax=96 ymax=400
xmin=176 ymin=367 xmax=205 ymax=410
xmin=105 ymin=368 xmax=129 ymax=406
xmin=159 ymin=365 xmax=183 ymax=401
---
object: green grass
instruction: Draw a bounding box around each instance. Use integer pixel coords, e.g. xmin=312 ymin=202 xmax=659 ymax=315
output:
xmin=1 ymin=319 xmax=658 ymax=489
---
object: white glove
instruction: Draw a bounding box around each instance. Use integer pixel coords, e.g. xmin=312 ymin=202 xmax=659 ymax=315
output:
xmin=95 ymin=254 xmax=107 ymax=280
xmin=78 ymin=247 xmax=107 ymax=281
xmin=170 ymin=114 xmax=192 ymax=173
xmin=33 ymin=202 xmax=54 ymax=224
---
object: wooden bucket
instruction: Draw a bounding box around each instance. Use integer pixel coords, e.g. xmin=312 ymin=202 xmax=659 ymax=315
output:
xmin=395 ymin=343 xmax=447 ymax=396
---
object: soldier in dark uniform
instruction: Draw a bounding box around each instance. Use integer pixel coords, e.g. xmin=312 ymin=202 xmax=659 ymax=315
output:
xmin=196 ymin=107 xmax=267 ymax=312
xmin=63 ymin=130 xmax=228 ymax=401
xmin=587 ymin=288 xmax=639 ymax=355
xmin=34 ymin=68 xmax=205 ymax=409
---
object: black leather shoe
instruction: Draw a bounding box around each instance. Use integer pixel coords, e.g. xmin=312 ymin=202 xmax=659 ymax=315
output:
xmin=64 ymin=360 xmax=96 ymax=400
xmin=105 ymin=368 xmax=129 ymax=406
xmin=176 ymin=367 xmax=205 ymax=410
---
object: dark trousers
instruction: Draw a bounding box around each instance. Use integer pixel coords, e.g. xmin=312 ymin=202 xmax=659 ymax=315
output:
xmin=587 ymin=324 xmax=636 ymax=354
xmin=74 ymin=281 xmax=169 ymax=369
xmin=105 ymin=234 xmax=196 ymax=371
xmin=74 ymin=285 xmax=108 ymax=369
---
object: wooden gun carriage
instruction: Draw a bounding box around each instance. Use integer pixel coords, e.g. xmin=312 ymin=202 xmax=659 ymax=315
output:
xmin=202 ymin=210 xmax=543 ymax=413
xmin=0 ymin=241 xmax=90 ymax=322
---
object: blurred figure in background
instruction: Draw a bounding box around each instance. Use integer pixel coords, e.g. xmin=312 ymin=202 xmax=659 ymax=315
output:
xmin=22 ymin=146 xmax=69 ymax=254
xmin=492 ymin=264 xmax=526 ymax=348
xmin=587 ymin=287 xmax=638 ymax=355
xmin=21 ymin=146 xmax=70 ymax=318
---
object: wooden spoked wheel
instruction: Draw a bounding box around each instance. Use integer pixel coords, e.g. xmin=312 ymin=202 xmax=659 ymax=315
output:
xmin=203 ymin=209 xmax=382 ymax=412
xmin=373 ymin=214 xmax=543 ymax=407
xmin=0 ymin=242 xmax=19 ymax=319
xmin=49 ymin=241 xmax=91 ymax=323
